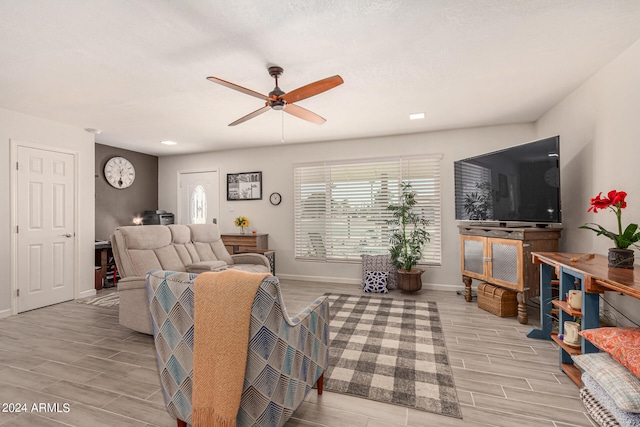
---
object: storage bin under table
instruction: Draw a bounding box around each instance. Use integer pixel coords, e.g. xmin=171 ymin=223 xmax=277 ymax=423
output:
xmin=477 ymin=282 xmax=517 ymax=317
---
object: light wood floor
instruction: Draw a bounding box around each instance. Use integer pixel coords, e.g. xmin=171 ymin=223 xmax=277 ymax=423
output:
xmin=0 ymin=280 xmax=593 ymax=427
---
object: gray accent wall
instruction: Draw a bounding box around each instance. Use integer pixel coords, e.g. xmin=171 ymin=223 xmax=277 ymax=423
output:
xmin=95 ymin=144 xmax=158 ymax=240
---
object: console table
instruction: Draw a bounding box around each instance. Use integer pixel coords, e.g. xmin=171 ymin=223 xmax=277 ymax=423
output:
xmin=220 ymin=233 xmax=268 ymax=254
xmin=527 ymin=252 xmax=640 ymax=386
xmin=459 ymin=225 xmax=562 ymax=324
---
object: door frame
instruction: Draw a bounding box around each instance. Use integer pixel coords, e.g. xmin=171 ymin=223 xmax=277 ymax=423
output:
xmin=176 ymin=167 xmax=220 ymax=225
xmin=10 ymin=139 xmax=80 ymax=316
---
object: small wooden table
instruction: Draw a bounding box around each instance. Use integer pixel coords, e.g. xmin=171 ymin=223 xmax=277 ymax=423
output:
xmin=220 ymin=233 xmax=268 ymax=254
xmin=94 ymin=241 xmax=113 ymax=290
xmin=527 ymin=252 xmax=640 ymax=386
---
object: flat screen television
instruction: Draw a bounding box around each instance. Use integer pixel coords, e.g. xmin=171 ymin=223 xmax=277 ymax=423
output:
xmin=454 ymin=135 xmax=561 ymax=225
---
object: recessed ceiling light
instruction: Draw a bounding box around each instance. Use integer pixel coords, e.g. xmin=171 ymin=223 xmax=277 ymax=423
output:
xmin=409 ymin=112 xmax=425 ymax=120
xmin=161 ymin=140 xmax=177 ymax=145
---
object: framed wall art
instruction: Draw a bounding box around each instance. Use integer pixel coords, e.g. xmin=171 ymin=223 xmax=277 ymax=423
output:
xmin=227 ymin=171 xmax=262 ymax=200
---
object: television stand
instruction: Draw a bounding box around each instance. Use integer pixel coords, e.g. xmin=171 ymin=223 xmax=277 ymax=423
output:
xmin=458 ymin=225 xmax=562 ymax=324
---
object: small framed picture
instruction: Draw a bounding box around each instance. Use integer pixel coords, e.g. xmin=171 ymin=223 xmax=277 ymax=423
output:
xmin=227 ymin=171 xmax=262 ymax=200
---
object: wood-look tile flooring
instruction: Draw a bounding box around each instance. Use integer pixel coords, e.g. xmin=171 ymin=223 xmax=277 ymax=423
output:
xmin=0 ymin=280 xmax=593 ymax=427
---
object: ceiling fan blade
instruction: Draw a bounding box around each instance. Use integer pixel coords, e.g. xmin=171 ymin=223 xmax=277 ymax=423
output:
xmin=228 ymin=105 xmax=271 ymax=126
xmin=281 ymin=75 xmax=344 ymax=104
xmin=206 ymin=76 xmax=269 ymax=100
xmin=283 ymin=103 xmax=326 ymax=124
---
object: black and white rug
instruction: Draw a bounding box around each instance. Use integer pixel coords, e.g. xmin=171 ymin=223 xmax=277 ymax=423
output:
xmin=324 ymin=293 xmax=462 ymax=418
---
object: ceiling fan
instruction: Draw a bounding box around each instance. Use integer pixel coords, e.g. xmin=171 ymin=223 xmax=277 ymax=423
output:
xmin=206 ymin=66 xmax=343 ymax=126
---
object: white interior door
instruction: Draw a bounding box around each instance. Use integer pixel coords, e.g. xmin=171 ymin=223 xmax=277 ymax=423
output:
xmin=16 ymin=145 xmax=75 ymax=312
xmin=179 ymin=170 xmax=219 ymax=224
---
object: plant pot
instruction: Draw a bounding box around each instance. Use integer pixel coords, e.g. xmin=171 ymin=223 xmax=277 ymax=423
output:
xmin=397 ymin=268 xmax=425 ymax=292
xmin=608 ymin=248 xmax=635 ymax=269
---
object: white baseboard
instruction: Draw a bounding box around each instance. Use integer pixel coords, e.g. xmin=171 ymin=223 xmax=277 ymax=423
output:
xmin=78 ymin=289 xmax=97 ymax=299
xmin=276 ymin=273 xmax=361 ymax=285
xmin=0 ymin=308 xmax=12 ymax=319
xmin=421 ymin=283 xmax=467 ymax=292
xmin=276 ymin=273 xmax=464 ymax=292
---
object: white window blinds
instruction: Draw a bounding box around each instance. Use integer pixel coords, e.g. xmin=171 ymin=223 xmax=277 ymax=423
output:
xmin=454 ymin=161 xmax=492 ymax=220
xmin=294 ymin=155 xmax=442 ymax=264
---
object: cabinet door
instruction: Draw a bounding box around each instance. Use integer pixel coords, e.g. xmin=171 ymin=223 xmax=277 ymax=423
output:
xmin=487 ymin=238 xmax=523 ymax=291
xmin=460 ymin=235 xmax=486 ymax=280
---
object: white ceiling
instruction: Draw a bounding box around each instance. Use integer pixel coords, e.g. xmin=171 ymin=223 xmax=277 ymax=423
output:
xmin=2 ymin=1 xmax=640 ymax=156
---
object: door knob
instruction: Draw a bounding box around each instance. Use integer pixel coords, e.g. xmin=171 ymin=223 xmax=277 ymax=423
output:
xmin=60 ymin=233 xmax=72 ymax=238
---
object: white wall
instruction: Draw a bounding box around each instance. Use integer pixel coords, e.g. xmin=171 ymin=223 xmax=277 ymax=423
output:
xmin=0 ymin=108 xmax=95 ymax=317
xmin=159 ymin=123 xmax=535 ymax=289
xmin=536 ymin=38 xmax=640 ymax=325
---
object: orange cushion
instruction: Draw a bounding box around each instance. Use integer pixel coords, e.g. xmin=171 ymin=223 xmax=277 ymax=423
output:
xmin=580 ymin=327 xmax=640 ymax=377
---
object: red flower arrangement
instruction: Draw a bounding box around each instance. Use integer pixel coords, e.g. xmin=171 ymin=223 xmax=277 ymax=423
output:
xmin=580 ymin=190 xmax=640 ymax=249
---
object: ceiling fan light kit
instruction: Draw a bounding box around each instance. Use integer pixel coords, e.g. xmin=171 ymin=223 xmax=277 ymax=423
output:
xmin=207 ymin=66 xmax=343 ymax=126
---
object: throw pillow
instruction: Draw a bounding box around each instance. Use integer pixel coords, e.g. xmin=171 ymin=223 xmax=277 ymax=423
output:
xmin=361 ymin=254 xmax=397 ymax=289
xmin=582 ymin=372 xmax=640 ymax=426
xmin=580 ymin=327 xmax=640 ymax=378
xmin=572 ymin=352 xmax=640 ymax=413
xmin=363 ymin=270 xmax=389 ymax=294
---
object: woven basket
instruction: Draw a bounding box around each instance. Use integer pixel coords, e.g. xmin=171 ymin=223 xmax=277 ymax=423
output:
xmin=477 ymin=282 xmax=517 ymax=317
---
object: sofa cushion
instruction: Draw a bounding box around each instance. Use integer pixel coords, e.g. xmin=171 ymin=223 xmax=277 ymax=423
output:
xmin=113 ymin=225 xmax=172 ymax=277
xmin=363 ymin=270 xmax=389 ymax=293
xmin=361 ymin=254 xmax=397 ymax=290
xmin=169 ymin=224 xmax=201 ymax=265
xmin=572 ymin=352 xmax=640 ymax=413
xmin=580 ymin=327 xmax=640 ymax=378
xmin=582 ymin=372 xmax=640 ymax=426
xmin=119 ymin=224 xmax=172 ymax=249
xmin=188 ymin=224 xmax=233 ymax=265
xmin=187 ymin=260 xmax=228 ymax=273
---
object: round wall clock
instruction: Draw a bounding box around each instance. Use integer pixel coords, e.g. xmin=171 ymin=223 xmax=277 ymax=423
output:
xmin=269 ymin=192 xmax=282 ymax=205
xmin=104 ymin=156 xmax=136 ymax=189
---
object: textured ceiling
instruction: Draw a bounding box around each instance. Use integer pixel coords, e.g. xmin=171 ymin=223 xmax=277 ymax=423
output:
xmin=1 ymin=1 xmax=640 ymax=156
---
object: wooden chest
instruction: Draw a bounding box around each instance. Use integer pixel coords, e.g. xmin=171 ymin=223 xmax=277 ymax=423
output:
xmin=477 ymin=282 xmax=517 ymax=317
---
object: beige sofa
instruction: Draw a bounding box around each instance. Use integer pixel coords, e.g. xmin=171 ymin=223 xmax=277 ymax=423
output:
xmin=111 ymin=223 xmax=270 ymax=334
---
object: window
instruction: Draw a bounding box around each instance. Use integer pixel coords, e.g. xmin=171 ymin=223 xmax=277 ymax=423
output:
xmin=191 ymin=184 xmax=207 ymax=224
xmin=294 ymin=155 xmax=442 ymax=265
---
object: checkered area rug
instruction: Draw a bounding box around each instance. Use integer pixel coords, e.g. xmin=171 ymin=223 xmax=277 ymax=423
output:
xmin=324 ymin=293 xmax=462 ymax=418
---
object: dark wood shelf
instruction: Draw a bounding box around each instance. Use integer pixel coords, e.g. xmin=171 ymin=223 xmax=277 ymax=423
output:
xmin=551 ymin=300 xmax=582 ymax=317
xmin=561 ymin=363 xmax=582 ymax=387
xmin=551 ymin=333 xmax=581 ymax=356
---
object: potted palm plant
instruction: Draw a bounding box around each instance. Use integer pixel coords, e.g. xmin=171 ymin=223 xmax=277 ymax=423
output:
xmin=387 ymin=182 xmax=430 ymax=292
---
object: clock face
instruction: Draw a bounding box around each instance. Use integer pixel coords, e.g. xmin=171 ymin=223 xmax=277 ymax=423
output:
xmin=269 ymin=192 xmax=282 ymax=205
xmin=104 ymin=156 xmax=136 ymax=189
